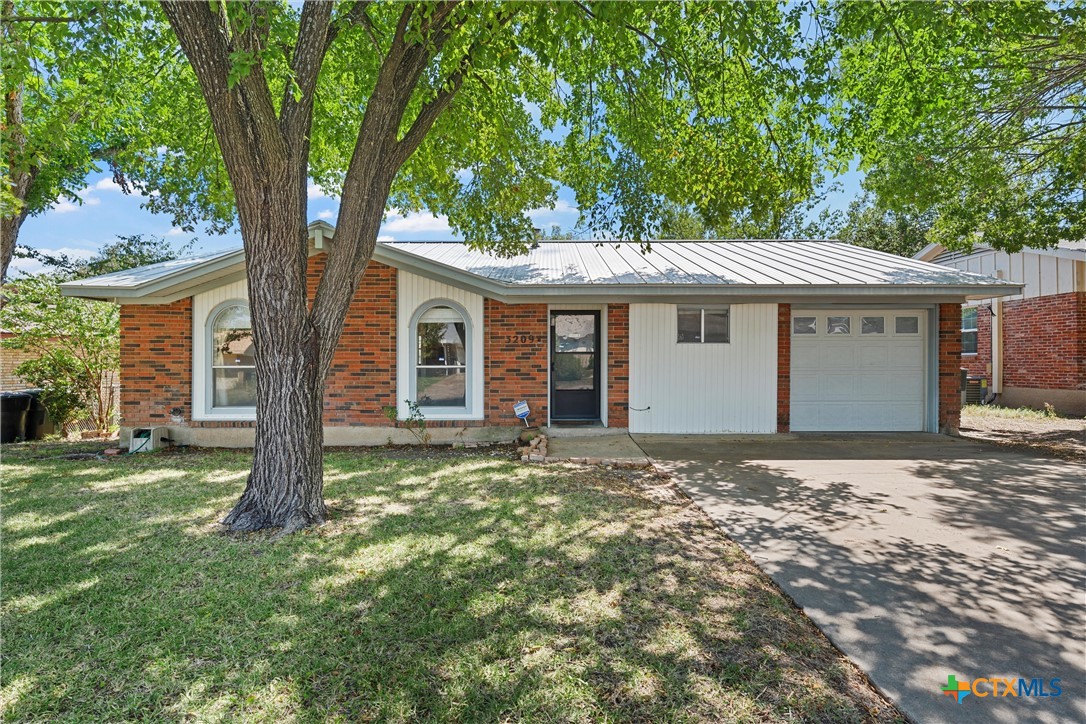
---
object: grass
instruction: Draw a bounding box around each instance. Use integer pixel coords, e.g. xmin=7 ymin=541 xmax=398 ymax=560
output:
xmin=2 ymin=442 xmax=899 ymax=722
xmin=961 ymin=403 xmax=1067 ymax=420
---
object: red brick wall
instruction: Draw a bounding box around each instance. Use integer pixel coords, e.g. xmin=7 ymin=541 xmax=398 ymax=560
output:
xmin=1001 ymin=292 xmax=1086 ymax=391
xmin=607 ymin=304 xmax=629 ymax=427
xmin=318 ymin=258 xmax=397 ymax=424
xmin=119 ymin=298 xmax=193 ymax=427
xmin=777 ymin=303 xmax=791 ymax=433
xmin=119 ymin=257 xmax=397 ymax=429
xmin=484 ymin=299 xmax=549 ymax=426
xmin=938 ymin=303 xmax=963 ymax=434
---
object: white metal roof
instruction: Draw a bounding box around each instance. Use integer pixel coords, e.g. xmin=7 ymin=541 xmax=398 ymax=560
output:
xmin=383 ymin=240 xmax=1009 ymax=287
xmin=61 ymin=223 xmax=1023 ymax=304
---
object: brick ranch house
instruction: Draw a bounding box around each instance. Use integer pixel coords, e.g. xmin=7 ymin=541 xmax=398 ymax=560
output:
xmin=916 ymin=241 xmax=1086 ymax=416
xmin=61 ymin=221 xmax=1020 ymax=447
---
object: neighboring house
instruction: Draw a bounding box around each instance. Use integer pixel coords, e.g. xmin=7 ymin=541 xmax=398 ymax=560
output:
xmin=916 ymin=242 xmax=1086 ymax=415
xmin=60 ymin=221 xmax=1020 ymax=446
xmin=0 ymin=331 xmax=36 ymax=391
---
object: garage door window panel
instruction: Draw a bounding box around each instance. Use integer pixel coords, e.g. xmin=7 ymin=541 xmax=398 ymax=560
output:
xmin=861 ymin=316 xmax=885 ymax=335
xmin=895 ymin=316 xmax=920 ymax=335
xmin=793 ymin=317 xmax=816 ymax=335
xmin=827 ymin=316 xmax=851 ymax=335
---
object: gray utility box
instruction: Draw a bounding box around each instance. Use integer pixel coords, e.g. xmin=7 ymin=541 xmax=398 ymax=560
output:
xmin=129 ymin=426 xmax=169 ymax=453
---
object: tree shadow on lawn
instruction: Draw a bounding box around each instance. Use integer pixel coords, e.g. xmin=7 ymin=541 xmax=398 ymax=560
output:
xmin=651 ymin=440 xmax=1085 ymax=724
xmin=1 ymin=445 xmax=899 ymax=722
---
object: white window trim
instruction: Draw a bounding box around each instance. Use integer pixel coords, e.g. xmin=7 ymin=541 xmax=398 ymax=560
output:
xmin=961 ymin=306 xmax=979 ymax=356
xmin=676 ymin=305 xmax=731 ymax=344
xmin=194 ymin=299 xmax=257 ymax=421
xmin=406 ymin=299 xmax=478 ymax=420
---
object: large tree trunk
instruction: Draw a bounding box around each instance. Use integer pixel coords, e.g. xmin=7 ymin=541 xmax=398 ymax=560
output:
xmin=223 ymin=174 xmax=327 ymax=533
xmin=223 ymin=334 xmax=327 ymax=533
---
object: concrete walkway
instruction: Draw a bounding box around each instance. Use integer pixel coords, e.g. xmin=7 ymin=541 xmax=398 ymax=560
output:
xmin=544 ymin=431 xmax=649 ymax=465
xmin=634 ymin=434 xmax=1086 ymax=724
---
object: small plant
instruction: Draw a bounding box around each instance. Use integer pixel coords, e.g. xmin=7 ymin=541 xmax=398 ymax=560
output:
xmin=383 ymin=400 xmax=430 ymax=446
xmin=1043 ymin=402 xmax=1058 ymax=419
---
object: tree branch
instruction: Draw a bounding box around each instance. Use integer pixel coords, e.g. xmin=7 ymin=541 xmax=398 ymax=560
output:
xmin=279 ymin=0 xmax=334 ymax=142
xmin=395 ymin=7 xmax=519 ymax=163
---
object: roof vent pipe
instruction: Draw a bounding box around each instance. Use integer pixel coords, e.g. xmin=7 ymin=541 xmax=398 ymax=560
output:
xmin=531 ymin=228 xmax=542 ymax=249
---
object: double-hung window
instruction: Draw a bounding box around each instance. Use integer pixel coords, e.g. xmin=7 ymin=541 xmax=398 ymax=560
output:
xmin=210 ymin=303 xmax=256 ymax=409
xmin=414 ymin=305 xmax=468 ymax=408
xmin=962 ymin=307 xmax=978 ymax=355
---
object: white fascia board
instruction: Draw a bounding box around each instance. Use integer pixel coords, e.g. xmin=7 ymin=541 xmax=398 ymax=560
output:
xmin=914 ymin=243 xmax=945 ymax=261
xmin=60 ymin=250 xmax=247 ymax=302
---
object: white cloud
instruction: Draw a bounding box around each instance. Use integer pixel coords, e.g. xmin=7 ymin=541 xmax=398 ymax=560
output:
xmin=381 ymin=209 xmax=452 ymax=234
xmin=91 ymin=177 xmax=123 ymax=192
xmin=165 ymin=227 xmax=187 ymax=237
xmin=317 ymin=209 xmax=335 ymax=220
xmin=527 ymin=198 xmax=578 ymax=220
xmin=11 ymin=245 xmax=94 ymax=274
xmin=52 ymin=246 xmax=96 ymax=260
xmin=377 ymin=234 xmax=395 ymax=242
xmin=307 ymin=181 xmax=330 ymax=200
xmin=51 ymin=196 xmax=99 ymax=214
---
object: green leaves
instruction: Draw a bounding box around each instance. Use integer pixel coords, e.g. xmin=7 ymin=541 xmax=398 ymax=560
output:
xmin=829 ymin=0 xmax=1086 ymax=252
xmin=1 ymin=273 xmax=120 ymax=429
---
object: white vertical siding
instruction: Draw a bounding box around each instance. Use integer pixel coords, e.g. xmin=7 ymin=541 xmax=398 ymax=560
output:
xmin=628 ymin=303 xmax=777 ymax=433
xmin=192 ymin=278 xmax=251 ymax=420
xmin=396 ymin=270 xmax=485 ymax=420
xmin=944 ymin=249 xmax=1080 ymax=301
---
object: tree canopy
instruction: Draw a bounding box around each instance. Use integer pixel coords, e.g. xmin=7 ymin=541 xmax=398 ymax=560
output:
xmin=831 ymin=1 xmax=1085 ymax=251
xmin=0 ymin=2 xmax=185 ymax=279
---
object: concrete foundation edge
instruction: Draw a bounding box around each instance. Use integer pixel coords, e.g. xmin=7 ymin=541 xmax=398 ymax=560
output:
xmin=1000 ymin=387 xmax=1086 ymax=416
xmin=121 ymin=425 xmax=524 ymax=448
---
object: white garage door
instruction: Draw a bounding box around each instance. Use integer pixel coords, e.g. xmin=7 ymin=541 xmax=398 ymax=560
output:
xmin=790 ymin=310 xmax=927 ymax=432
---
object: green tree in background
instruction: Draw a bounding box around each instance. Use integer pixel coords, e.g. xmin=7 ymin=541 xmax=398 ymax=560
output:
xmin=15 ymin=234 xmax=196 ymax=280
xmin=832 ymin=1 xmax=1085 ymax=251
xmin=0 ymin=2 xmax=186 ymax=281
xmin=837 ymin=193 xmax=934 ymax=258
xmin=1 ymin=275 xmax=119 ymax=433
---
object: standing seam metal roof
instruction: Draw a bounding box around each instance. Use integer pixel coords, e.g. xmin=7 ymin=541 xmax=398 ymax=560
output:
xmin=382 ymin=240 xmax=1013 ymax=288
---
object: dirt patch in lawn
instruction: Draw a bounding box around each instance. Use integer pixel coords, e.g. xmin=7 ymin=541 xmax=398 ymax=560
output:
xmin=959 ymin=405 xmax=1086 ymax=460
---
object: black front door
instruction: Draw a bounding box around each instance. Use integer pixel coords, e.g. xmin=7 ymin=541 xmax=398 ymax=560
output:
xmin=551 ymin=311 xmax=601 ymax=421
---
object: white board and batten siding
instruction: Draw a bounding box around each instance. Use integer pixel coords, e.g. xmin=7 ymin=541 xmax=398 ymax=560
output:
xmin=628 ymin=303 xmax=778 ymax=434
xmin=396 ymin=269 xmax=485 ymax=420
xmin=937 ymin=248 xmax=1085 ymax=301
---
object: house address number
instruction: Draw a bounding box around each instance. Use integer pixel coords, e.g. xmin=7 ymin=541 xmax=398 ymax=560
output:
xmin=505 ymin=334 xmax=541 ymax=344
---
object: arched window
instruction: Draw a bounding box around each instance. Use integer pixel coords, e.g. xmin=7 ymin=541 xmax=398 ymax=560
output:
xmin=209 ymin=303 xmax=256 ymax=409
xmin=413 ymin=303 xmax=469 ymax=409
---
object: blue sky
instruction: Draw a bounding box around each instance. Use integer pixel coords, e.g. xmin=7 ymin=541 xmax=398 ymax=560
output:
xmin=12 ymin=164 xmax=863 ymax=277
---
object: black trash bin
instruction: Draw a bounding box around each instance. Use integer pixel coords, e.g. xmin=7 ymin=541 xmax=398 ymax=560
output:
xmin=24 ymin=389 xmax=49 ymax=441
xmin=1 ymin=391 xmax=32 ymax=444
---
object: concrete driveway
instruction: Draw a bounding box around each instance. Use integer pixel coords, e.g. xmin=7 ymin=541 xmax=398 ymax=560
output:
xmin=634 ymin=434 xmax=1085 ymax=724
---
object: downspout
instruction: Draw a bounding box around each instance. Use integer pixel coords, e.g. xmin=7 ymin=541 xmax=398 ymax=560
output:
xmin=991 ymin=298 xmax=1003 ymax=402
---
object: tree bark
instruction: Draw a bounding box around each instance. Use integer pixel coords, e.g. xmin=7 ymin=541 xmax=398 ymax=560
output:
xmin=159 ymin=1 xmax=473 ymax=532
xmin=223 ymin=180 xmax=326 ymax=532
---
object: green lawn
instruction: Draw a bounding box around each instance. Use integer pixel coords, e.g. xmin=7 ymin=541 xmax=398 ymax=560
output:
xmin=2 ymin=443 xmax=899 ymax=722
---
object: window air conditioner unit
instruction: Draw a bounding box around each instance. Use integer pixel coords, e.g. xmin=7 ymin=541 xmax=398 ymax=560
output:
xmin=129 ymin=426 xmax=169 ymax=453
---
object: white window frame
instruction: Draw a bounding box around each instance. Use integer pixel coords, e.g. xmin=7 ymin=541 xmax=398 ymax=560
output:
xmin=408 ymin=299 xmax=474 ymax=418
xmin=204 ymin=299 xmax=257 ymax=418
xmin=961 ymin=307 xmax=979 ymax=355
xmin=676 ymin=305 xmax=730 ymax=344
